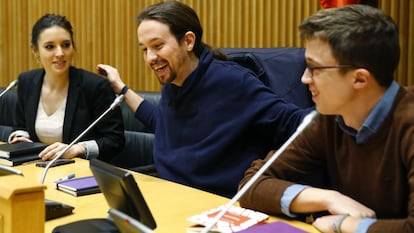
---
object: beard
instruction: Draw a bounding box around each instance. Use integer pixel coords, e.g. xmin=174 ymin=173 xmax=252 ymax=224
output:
xmin=156 ymin=67 xmax=177 ymax=85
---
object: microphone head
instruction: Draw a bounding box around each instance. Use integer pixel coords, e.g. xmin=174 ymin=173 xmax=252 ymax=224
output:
xmin=6 ymin=80 xmax=18 ymax=89
xmin=110 ymin=94 xmax=125 ymax=109
xmin=297 ymin=110 xmax=319 ymax=133
xmin=0 ymin=80 xmax=19 ymax=98
xmin=11 ymin=80 xmax=18 ymax=87
xmin=304 ymin=110 xmax=319 ymax=123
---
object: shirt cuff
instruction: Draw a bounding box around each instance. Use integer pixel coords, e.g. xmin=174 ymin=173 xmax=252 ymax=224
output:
xmin=281 ymin=184 xmax=310 ymax=217
xmin=80 ymin=140 xmax=99 ymax=159
xmin=356 ymin=218 xmax=377 ymax=233
xmin=8 ymin=130 xmax=30 ymax=143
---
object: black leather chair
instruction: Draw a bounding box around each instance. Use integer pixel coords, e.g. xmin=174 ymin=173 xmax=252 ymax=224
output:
xmin=0 ymin=88 xmax=17 ymax=142
xmin=222 ymin=47 xmax=313 ymax=108
xmin=111 ymin=92 xmax=160 ymax=176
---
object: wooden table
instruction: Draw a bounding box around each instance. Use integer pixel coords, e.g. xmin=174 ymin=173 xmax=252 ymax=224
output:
xmin=15 ymin=158 xmax=318 ymax=233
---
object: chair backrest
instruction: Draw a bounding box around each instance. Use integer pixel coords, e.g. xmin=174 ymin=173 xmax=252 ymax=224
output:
xmin=0 ymin=88 xmax=18 ymax=126
xmin=111 ymin=131 xmax=155 ymax=169
xmin=0 ymin=88 xmax=18 ymax=142
xmin=120 ymin=91 xmax=160 ymax=133
xmin=222 ymin=47 xmax=314 ymax=109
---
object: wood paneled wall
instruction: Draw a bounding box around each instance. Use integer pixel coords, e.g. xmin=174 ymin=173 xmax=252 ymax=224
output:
xmin=0 ymin=0 xmax=412 ymax=91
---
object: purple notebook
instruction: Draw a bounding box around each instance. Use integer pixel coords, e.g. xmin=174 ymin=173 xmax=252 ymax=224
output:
xmin=237 ymin=221 xmax=309 ymax=233
xmin=57 ymin=176 xmax=98 ymax=191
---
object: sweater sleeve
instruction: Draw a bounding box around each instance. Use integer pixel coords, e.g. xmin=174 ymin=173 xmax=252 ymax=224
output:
xmin=135 ymin=99 xmax=157 ymax=132
xmin=238 ymin=118 xmax=325 ymax=214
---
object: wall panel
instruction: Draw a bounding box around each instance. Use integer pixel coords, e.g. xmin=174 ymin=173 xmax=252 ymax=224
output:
xmin=0 ymin=0 xmax=412 ymax=91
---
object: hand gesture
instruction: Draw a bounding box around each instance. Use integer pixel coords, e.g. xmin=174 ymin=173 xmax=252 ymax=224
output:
xmin=96 ymin=64 xmax=125 ymax=94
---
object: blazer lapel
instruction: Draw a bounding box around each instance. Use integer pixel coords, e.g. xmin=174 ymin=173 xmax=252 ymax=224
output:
xmin=63 ymin=67 xmax=81 ymax=142
xmin=26 ymin=72 xmax=44 ymax=141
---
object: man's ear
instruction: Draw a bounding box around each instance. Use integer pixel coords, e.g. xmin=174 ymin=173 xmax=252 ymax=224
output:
xmin=353 ymin=68 xmax=371 ymax=89
xmin=183 ymin=31 xmax=196 ymax=52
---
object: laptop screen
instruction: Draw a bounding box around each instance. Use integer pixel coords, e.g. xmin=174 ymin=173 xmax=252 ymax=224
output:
xmin=89 ymin=159 xmax=156 ymax=230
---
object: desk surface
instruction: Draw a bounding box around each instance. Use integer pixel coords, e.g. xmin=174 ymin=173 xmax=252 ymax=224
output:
xmin=16 ymin=158 xmax=317 ymax=233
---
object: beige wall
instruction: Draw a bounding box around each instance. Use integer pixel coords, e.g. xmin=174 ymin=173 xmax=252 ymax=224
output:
xmin=0 ymin=0 xmax=412 ymax=91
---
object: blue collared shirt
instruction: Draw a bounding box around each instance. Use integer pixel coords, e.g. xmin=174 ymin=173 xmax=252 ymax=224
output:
xmin=337 ymin=81 xmax=400 ymax=144
xmin=281 ymin=81 xmax=400 ymax=232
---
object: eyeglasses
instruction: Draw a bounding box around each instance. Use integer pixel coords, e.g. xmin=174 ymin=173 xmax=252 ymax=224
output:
xmin=306 ymin=64 xmax=356 ymax=77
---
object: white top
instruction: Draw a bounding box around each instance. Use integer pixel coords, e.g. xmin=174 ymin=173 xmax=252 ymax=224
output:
xmin=35 ymin=98 xmax=66 ymax=144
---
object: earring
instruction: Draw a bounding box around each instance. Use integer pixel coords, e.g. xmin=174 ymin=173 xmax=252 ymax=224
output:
xmin=34 ymin=55 xmax=40 ymax=64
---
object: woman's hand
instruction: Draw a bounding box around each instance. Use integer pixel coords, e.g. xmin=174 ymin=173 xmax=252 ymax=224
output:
xmin=10 ymin=136 xmax=33 ymax=144
xmin=38 ymin=142 xmax=85 ymax=160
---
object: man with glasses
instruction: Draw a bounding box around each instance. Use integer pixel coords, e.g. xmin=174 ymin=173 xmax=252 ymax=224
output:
xmin=239 ymin=4 xmax=414 ymax=233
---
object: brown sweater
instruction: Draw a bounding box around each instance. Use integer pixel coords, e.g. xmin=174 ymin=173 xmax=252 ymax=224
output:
xmin=239 ymin=86 xmax=414 ymax=232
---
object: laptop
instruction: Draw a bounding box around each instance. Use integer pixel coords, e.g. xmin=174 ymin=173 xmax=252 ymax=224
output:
xmin=89 ymin=159 xmax=156 ymax=229
xmin=52 ymin=159 xmax=157 ymax=233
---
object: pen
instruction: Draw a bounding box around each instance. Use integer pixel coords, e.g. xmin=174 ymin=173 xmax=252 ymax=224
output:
xmin=55 ymin=173 xmax=76 ymax=182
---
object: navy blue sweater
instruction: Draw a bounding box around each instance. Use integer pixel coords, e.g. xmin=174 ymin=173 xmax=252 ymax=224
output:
xmin=136 ymin=49 xmax=309 ymax=197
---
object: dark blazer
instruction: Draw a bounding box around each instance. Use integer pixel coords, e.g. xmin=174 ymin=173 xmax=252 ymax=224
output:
xmin=15 ymin=66 xmax=125 ymax=162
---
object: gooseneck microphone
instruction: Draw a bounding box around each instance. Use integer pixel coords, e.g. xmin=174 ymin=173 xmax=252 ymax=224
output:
xmin=0 ymin=80 xmax=18 ymax=98
xmin=40 ymin=94 xmax=125 ymax=184
xmin=200 ymin=110 xmax=319 ymax=233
